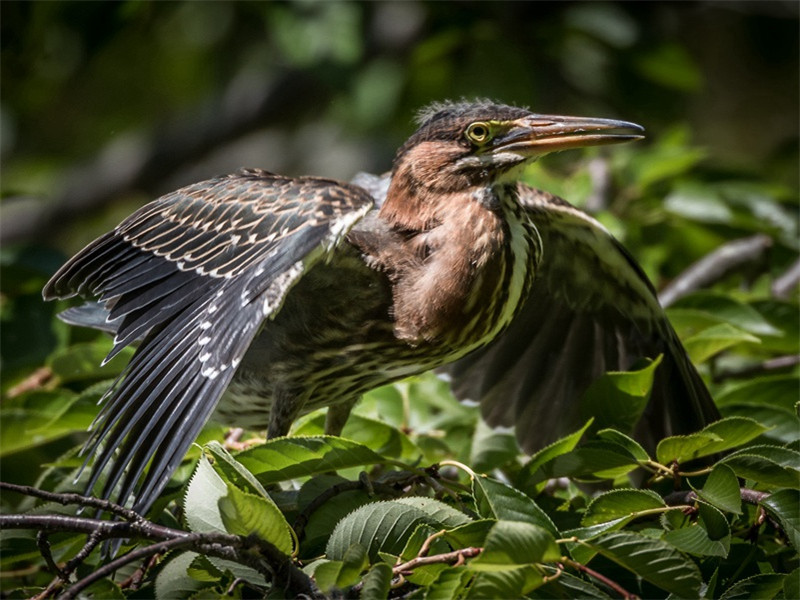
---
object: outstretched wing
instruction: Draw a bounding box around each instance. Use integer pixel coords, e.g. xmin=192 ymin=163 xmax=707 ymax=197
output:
xmin=43 ymin=169 xmax=372 ymax=512
xmin=444 ymin=185 xmax=719 ymax=453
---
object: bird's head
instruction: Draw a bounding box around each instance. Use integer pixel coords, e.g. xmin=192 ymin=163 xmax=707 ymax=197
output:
xmin=381 ymin=100 xmax=643 ymax=229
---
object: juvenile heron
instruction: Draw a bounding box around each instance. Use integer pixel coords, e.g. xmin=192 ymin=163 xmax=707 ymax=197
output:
xmin=44 ymin=101 xmax=719 ymax=514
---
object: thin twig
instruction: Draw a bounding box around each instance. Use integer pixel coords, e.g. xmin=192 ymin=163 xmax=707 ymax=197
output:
xmin=713 ymin=355 xmax=800 ymax=383
xmin=659 ymin=234 xmax=772 ymax=307
xmin=59 ymin=535 xmax=209 ymax=600
xmin=393 ymin=547 xmax=482 ymax=575
xmin=772 ymin=257 xmax=800 ymax=299
xmin=36 ymin=531 xmax=66 ymax=582
xmin=0 ymin=482 xmax=144 ymax=523
xmin=561 ymin=557 xmax=639 ymax=599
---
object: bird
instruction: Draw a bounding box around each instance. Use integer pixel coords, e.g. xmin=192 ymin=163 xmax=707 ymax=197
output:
xmin=43 ymin=100 xmax=720 ymax=515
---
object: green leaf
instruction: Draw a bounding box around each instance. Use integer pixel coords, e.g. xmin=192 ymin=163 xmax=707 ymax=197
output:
xmin=218 ymin=484 xmax=293 ymax=555
xmin=47 ymin=340 xmax=134 ymax=382
xmin=313 ymin=543 xmax=368 ymax=592
xmin=235 ymin=436 xmax=387 ymax=484
xmin=588 ymin=531 xmax=702 ymax=597
xmin=579 ymin=357 xmax=660 ymax=435
xmin=155 ymin=552 xmax=211 ymax=600
xmin=183 ymin=453 xmax=289 ymax=584
xmin=697 ymin=463 xmax=742 ymax=514
xmin=719 ymin=573 xmax=786 ymax=600
xmin=205 ymin=441 xmax=269 ymax=497
xmin=184 ymin=454 xmax=229 ymax=535
xmin=472 ymin=475 xmax=558 ymax=535
xmin=662 ymin=502 xmax=730 ymax=558
xmin=582 ymin=489 xmax=666 ymax=526
xmin=360 ymin=562 xmax=393 ymax=599
xmin=529 ymin=568 xmax=612 ymax=599
xmin=425 ymin=567 xmax=471 ymax=600
xmin=466 ymin=566 xmax=544 ymax=598
xmin=683 ymin=323 xmax=760 ymax=363
xmin=469 ymin=521 xmax=560 ymax=571
xmin=326 ymin=498 xmax=468 ymax=561
xmin=721 ymin=446 xmax=800 ymax=489
xmin=670 ymin=292 xmax=783 ymax=337
xmin=443 ymin=520 xmax=496 ymax=549
xmin=596 ymin=429 xmax=650 ymax=462
xmin=470 ymin=418 xmax=520 ymax=473
xmin=516 ymin=419 xmax=594 ymax=489
xmin=783 ymin=567 xmax=799 ymax=600
xmin=761 ymin=489 xmax=800 ymax=550
xmin=541 ymin=440 xmax=641 ymax=480
xmin=393 ymin=497 xmax=472 ymax=528
xmin=656 ymin=417 xmax=769 ymax=464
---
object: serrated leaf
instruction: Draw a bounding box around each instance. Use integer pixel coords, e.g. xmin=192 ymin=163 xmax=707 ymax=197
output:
xmin=579 ymin=357 xmax=661 ymax=435
xmin=721 ymin=446 xmax=800 ymax=489
xmin=218 ymin=484 xmax=293 ymax=555
xmin=393 ymin=497 xmax=471 ymax=528
xmin=529 ymin=568 xmax=612 ymax=599
xmin=425 ymin=567 xmax=471 ymax=600
xmin=184 ymin=455 xmax=229 ymax=534
xmin=466 ymin=566 xmax=544 ymax=598
xmin=582 ymin=489 xmax=666 ymax=526
xmin=472 ymin=475 xmax=558 ymax=535
xmin=588 ymin=531 xmax=702 ymax=597
xmin=205 ymin=441 xmax=270 ymax=497
xmin=155 ymin=552 xmax=210 ymax=600
xmin=596 ymin=429 xmax=650 ymax=462
xmin=183 ymin=454 xmax=279 ymax=585
xmin=516 ymin=419 xmax=594 ymax=489
xmin=657 ymin=417 xmax=769 ymax=464
xmin=469 ymin=521 xmax=560 ymax=572
xmin=360 ymin=562 xmax=393 ymax=599
xmin=470 ymin=419 xmax=520 ymax=473
xmin=662 ymin=502 xmax=731 ymax=558
xmin=670 ymin=292 xmax=783 ymax=337
xmin=761 ymin=489 xmax=800 ymax=550
xmin=684 ymin=322 xmax=761 ymax=363
xmin=719 ymin=573 xmax=786 ymax=600
xmin=697 ymin=463 xmax=742 ymax=514
xmin=541 ymin=440 xmax=641 ymax=480
xmin=783 ymin=567 xmax=799 ymax=600
xmin=47 ymin=340 xmax=134 ymax=382
xmin=235 ymin=436 xmax=386 ymax=484
xmin=443 ymin=520 xmax=496 ymax=549
xmin=313 ymin=543 xmax=368 ymax=592
xmin=326 ymin=498 xmax=467 ymax=561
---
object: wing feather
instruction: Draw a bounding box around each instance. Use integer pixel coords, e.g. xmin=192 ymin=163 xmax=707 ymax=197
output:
xmin=445 ymin=185 xmax=719 ymax=453
xmin=44 ymin=169 xmax=373 ymax=512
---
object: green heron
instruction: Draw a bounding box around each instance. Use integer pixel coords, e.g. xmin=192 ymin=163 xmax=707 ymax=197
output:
xmin=43 ymin=101 xmax=719 ymax=514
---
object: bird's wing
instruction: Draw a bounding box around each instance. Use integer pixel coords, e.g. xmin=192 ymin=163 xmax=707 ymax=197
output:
xmin=43 ymin=168 xmax=372 ymax=512
xmin=444 ymin=185 xmax=719 ymax=453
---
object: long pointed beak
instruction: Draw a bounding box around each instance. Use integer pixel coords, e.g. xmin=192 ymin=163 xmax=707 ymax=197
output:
xmin=496 ymin=114 xmax=645 ymax=154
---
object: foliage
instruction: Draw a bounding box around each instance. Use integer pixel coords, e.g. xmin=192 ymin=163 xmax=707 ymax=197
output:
xmin=1 ymin=1 xmax=798 ymax=599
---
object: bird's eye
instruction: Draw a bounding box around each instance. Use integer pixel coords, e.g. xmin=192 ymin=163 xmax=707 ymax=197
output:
xmin=466 ymin=122 xmax=492 ymax=145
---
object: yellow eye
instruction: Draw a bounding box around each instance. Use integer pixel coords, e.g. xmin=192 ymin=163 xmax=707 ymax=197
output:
xmin=466 ymin=122 xmax=492 ymax=145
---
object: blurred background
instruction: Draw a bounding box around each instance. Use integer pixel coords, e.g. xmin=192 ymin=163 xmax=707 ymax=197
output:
xmin=1 ymin=1 xmax=798 ymax=481
xmin=2 ymin=1 xmax=797 ymax=249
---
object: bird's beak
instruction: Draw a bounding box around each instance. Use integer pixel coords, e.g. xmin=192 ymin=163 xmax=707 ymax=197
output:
xmin=496 ymin=114 xmax=645 ymax=155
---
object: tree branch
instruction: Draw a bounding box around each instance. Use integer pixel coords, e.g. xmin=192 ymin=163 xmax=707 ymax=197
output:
xmin=659 ymin=234 xmax=772 ymax=307
xmin=772 ymin=257 xmax=800 ymax=299
xmin=0 ymin=482 xmax=320 ymax=599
